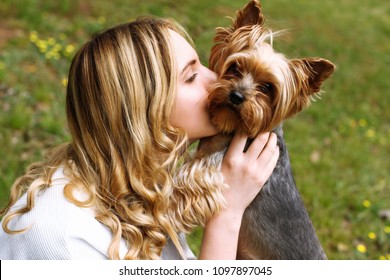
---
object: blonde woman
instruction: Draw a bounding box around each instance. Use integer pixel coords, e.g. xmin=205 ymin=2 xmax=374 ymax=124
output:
xmin=0 ymin=17 xmax=279 ymax=260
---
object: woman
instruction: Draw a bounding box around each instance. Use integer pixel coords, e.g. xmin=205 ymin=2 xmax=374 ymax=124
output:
xmin=0 ymin=17 xmax=279 ymax=260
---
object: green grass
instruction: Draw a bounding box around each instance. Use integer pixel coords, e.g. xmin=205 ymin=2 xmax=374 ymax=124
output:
xmin=0 ymin=0 xmax=389 ymax=260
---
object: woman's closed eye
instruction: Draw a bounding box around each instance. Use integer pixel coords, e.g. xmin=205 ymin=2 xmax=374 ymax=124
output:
xmin=185 ymin=73 xmax=198 ymax=84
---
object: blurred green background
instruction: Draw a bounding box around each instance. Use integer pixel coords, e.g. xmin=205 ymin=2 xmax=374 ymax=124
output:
xmin=0 ymin=0 xmax=389 ymax=259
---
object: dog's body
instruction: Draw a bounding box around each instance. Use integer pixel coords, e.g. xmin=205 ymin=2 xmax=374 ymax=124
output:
xmin=172 ymin=0 xmax=335 ymax=259
xmin=193 ymin=125 xmax=327 ymax=259
xmin=238 ymin=125 xmax=326 ymax=259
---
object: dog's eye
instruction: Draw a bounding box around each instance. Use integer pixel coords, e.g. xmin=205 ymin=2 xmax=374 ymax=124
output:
xmin=257 ymin=83 xmax=274 ymax=94
xmin=226 ymin=63 xmax=241 ymax=77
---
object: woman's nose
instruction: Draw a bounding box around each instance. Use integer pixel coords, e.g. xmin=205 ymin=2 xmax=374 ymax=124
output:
xmin=205 ymin=67 xmax=217 ymax=82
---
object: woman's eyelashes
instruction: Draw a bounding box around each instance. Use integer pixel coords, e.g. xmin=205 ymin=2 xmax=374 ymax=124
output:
xmin=185 ymin=72 xmax=198 ymax=84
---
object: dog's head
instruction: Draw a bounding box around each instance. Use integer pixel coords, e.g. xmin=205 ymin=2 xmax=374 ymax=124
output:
xmin=208 ymin=0 xmax=335 ymax=137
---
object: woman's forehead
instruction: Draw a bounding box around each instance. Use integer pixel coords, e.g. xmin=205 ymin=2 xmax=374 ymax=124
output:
xmin=168 ymin=30 xmax=198 ymax=72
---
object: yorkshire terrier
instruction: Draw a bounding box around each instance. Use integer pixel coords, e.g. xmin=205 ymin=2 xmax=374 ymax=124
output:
xmin=172 ymin=0 xmax=335 ymax=259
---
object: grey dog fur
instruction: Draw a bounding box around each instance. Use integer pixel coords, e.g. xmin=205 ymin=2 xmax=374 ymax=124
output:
xmin=237 ymin=125 xmax=326 ymax=259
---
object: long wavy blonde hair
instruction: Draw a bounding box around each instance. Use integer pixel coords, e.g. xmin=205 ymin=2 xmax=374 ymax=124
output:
xmin=1 ymin=17 xmax=224 ymax=259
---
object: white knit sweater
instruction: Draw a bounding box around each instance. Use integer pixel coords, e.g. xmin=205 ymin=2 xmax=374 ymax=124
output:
xmin=0 ymin=168 xmax=195 ymax=260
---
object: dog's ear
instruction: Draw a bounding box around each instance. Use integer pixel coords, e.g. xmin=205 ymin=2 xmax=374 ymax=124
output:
xmin=209 ymin=0 xmax=265 ymax=72
xmin=286 ymin=58 xmax=335 ymax=117
xmin=291 ymin=58 xmax=336 ymax=95
xmin=304 ymin=58 xmax=336 ymax=94
xmin=233 ymin=0 xmax=265 ymax=29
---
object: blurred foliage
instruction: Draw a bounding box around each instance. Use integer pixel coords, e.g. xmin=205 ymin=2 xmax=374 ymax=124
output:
xmin=0 ymin=0 xmax=389 ymax=259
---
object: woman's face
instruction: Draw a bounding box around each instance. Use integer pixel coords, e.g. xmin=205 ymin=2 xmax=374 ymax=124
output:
xmin=169 ymin=30 xmax=218 ymax=143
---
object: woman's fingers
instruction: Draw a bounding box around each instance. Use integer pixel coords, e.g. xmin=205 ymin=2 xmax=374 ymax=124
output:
xmin=227 ymin=131 xmax=250 ymax=154
xmin=245 ymin=132 xmax=273 ymax=158
xmin=256 ymin=135 xmax=280 ymax=184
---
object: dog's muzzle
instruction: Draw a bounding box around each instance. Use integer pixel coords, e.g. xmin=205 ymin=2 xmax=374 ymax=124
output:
xmin=229 ymin=90 xmax=245 ymax=105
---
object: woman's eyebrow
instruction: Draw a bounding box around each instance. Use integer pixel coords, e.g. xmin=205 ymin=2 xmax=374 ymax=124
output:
xmin=180 ymin=59 xmax=197 ymax=75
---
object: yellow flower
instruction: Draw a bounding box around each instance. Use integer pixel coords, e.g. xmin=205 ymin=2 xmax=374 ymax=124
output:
xmin=379 ymin=255 xmax=386 ymax=260
xmin=62 ymin=78 xmax=68 ymax=87
xmin=359 ymin=119 xmax=367 ymax=127
xmin=356 ymin=244 xmax=367 ymax=254
xmin=36 ymin=39 xmax=48 ymax=53
xmin=29 ymin=31 xmax=38 ymax=43
xmin=53 ymin=44 xmax=62 ymax=52
xmin=366 ymin=129 xmax=375 ymax=138
xmin=64 ymin=44 xmax=75 ymax=57
xmin=384 ymin=226 xmax=390 ymax=234
xmin=45 ymin=52 xmax=52 ymax=60
xmin=47 ymin=37 xmax=56 ymax=45
xmin=367 ymin=232 xmax=376 ymax=240
xmin=362 ymin=200 xmax=371 ymax=208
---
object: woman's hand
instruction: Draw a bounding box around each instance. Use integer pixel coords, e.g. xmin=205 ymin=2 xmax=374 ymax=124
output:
xmin=221 ymin=131 xmax=279 ymax=214
xmin=198 ymin=132 xmax=279 ymax=260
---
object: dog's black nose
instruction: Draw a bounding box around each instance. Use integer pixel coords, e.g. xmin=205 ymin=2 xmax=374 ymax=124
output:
xmin=229 ymin=90 xmax=245 ymax=105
